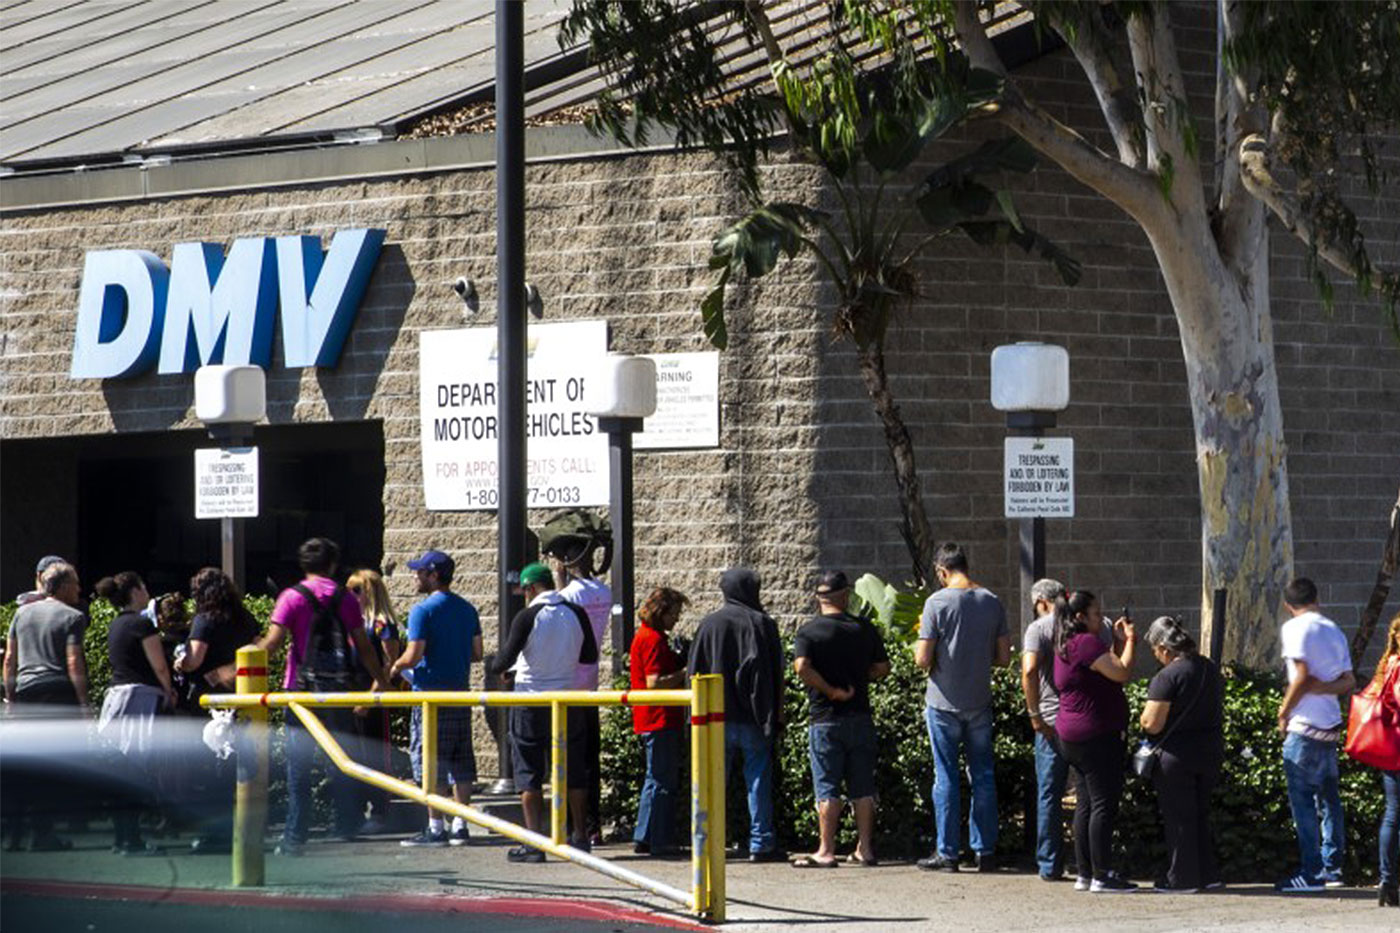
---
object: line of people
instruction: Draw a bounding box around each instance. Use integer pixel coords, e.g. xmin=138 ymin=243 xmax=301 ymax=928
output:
xmin=4 ymin=541 xmax=1397 ymax=909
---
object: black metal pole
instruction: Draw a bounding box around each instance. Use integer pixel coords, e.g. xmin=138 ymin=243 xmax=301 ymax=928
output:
xmin=222 ymin=517 xmax=245 ymax=594
xmin=1008 ymin=412 xmax=1055 ymax=630
xmin=599 ymin=417 xmax=642 ymax=673
xmin=1209 ymin=586 xmax=1228 ymax=661
xmin=495 ymin=0 xmax=525 ymax=784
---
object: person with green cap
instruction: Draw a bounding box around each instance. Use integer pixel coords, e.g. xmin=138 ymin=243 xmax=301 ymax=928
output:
xmin=487 ymin=561 xmax=598 ymax=861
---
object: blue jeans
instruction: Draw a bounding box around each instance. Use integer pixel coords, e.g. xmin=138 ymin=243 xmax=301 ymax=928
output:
xmin=1033 ymin=731 xmax=1070 ymax=876
xmin=1281 ymin=732 xmax=1345 ymax=879
xmin=725 ymin=721 xmax=776 ymax=854
xmin=634 ymin=728 xmax=681 ymax=850
xmin=1381 ymin=770 xmax=1400 ymax=887
xmin=284 ymin=709 xmax=359 ymax=843
xmin=925 ymin=706 xmax=998 ymax=859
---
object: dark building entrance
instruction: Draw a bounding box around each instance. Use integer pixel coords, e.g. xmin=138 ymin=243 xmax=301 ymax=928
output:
xmin=1 ymin=421 xmax=384 ymax=599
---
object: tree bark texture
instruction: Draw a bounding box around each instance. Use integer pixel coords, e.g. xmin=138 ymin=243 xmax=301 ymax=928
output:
xmin=855 ymin=341 xmax=934 ymax=585
xmin=1141 ymin=209 xmax=1293 ymax=667
xmin=1351 ymin=486 xmax=1400 ymax=670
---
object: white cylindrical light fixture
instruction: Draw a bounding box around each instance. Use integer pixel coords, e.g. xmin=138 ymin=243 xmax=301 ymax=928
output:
xmin=990 ymin=342 xmax=1069 ymax=412
xmin=194 ymin=364 xmax=267 ymax=424
xmin=589 ymin=354 xmax=657 ymax=419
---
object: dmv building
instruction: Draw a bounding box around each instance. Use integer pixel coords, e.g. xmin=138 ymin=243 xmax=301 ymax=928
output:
xmin=2 ymin=2 xmax=1397 ymax=665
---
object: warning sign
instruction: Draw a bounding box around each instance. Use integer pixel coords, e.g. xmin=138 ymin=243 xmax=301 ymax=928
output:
xmin=1004 ymin=437 xmax=1074 ymax=518
xmin=195 ymin=447 xmax=259 ymax=519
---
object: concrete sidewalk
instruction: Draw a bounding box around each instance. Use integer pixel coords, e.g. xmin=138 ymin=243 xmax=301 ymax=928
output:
xmin=0 ymin=827 xmax=1386 ymax=932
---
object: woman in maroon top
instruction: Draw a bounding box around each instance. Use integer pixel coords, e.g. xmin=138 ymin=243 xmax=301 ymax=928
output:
xmin=629 ymin=587 xmax=689 ymax=856
xmin=1052 ymin=590 xmax=1137 ymax=892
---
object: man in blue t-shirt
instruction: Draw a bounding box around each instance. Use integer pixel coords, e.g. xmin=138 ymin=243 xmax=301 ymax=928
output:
xmin=388 ymin=549 xmax=483 ymax=847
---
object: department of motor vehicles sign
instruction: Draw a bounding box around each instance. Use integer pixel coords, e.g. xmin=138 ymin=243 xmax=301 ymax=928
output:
xmin=1004 ymin=437 xmax=1074 ymax=518
xmin=419 ymin=321 xmax=610 ymax=511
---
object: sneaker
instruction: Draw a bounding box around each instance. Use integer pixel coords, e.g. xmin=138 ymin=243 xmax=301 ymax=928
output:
xmin=506 ymin=845 xmax=545 ymax=864
xmin=570 ymin=837 xmax=592 ymax=854
xmin=633 ymin=841 xmax=651 ymax=855
xmin=1202 ymin=880 xmax=1226 ymax=891
xmin=399 ymin=829 xmax=448 ymax=848
xmin=118 ymin=842 xmax=165 ymax=857
xmin=749 ymin=848 xmax=787 ymax=863
xmin=1073 ymin=876 xmax=1091 ymax=891
xmin=1275 ymin=872 xmax=1325 ymax=893
xmin=448 ymin=827 xmax=471 ymax=847
xmin=915 ymin=854 xmax=959 ymax=873
xmin=273 ymin=840 xmax=304 ymax=857
xmin=1090 ymin=874 xmax=1139 ymax=893
xmin=1320 ymin=870 xmax=1344 ymax=889
xmin=1039 ymin=872 xmax=1066 ymax=882
xmin=1152 ymin=883 xmax=1200 ymax=894
xmin=975 ymin=853 xmax=997 ymax=873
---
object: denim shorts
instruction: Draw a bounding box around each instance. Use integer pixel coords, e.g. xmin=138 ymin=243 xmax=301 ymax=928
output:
xmin=807 ymin=714 xmax=877 ymax=801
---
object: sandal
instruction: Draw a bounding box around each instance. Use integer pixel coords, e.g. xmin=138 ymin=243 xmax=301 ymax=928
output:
xmin=790 ymin=854 xmax=839 ymax=868
xmin=846 ymin=852 xmax=879 ymax=867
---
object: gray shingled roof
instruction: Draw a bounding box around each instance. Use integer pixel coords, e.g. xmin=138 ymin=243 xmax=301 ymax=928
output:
xmin=0 ymin=0 xmax=575 ymax=166
xmin=0 ymin=0 xmax=1036 ymax=170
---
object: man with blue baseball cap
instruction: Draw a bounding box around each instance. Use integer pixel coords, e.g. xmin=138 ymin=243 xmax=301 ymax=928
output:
xmin=389 ymin=549 xmax=482 ymax=847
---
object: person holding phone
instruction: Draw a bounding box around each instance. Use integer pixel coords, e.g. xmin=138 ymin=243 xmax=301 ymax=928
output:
xmin=1053 ymin=590 xmax=1138 ymax=892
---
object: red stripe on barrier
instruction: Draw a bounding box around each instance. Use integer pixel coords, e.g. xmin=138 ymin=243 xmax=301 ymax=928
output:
xmin=235 ymin=667 xmax=268 ymax=677
xmin=688 ymin=712 xmax=727 ymax=726
xmin=260 ymin=693 xmax=271 ymax=707
xmin=619 ymin=691 xmax=630 ymax=706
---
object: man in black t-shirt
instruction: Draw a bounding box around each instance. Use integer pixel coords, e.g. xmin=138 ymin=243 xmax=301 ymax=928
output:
xmin=791 ymin=571 xmax=890 ymax=867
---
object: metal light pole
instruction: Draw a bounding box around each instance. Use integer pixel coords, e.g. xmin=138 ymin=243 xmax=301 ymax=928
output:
xmin=590 ymin=355 xmax=657 ymax=671
xmin=494 ymin=0 xmax=526 ymax=788
xmin=194 ymin=365 xmax=265 ymax=593
xmin=991 ymin=343 xmax=1070 ymax=630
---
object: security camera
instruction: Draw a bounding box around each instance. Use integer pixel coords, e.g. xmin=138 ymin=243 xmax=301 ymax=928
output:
xmin=453 ymin=277 xmax=479 ymax=314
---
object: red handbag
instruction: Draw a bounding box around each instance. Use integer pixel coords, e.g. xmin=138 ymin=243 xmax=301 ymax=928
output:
xmin=1345 ymin=660 xmax=1400 ymax=771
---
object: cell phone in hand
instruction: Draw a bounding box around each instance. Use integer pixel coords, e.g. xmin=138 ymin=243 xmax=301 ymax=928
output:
xmin=1120 ymin=605 xmax=1130 ymax=621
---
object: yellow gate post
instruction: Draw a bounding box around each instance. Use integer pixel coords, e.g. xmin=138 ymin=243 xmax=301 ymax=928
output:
xmin=689 ymin=672 xmax=712 ymax=918
xmin=232 ymin=645 xmax=268 ymax=886
xmin=550 ymin=700 xmax=567 ymax=845
xmin=421 ymin=701 xmax=438 ymax=798
xmin=704 ymin=674 xmax=726 ymax=923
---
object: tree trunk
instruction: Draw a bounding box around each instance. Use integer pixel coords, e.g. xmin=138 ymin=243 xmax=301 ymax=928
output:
xmin=1143 ymin=212 xmax=1294 ymax=666
xmin=854 ymin=341 xmax=935 ymax=586
xmin=1351 ymin=485 xmax=1400 ymax=670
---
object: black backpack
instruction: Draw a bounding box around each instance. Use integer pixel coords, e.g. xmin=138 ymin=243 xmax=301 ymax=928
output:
xmin=292 ymin=583 xmax=354 ymax=692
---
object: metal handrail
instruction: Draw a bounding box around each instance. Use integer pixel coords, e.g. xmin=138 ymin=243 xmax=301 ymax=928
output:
xmin=203 ymin=647 xmax=727 ymax=923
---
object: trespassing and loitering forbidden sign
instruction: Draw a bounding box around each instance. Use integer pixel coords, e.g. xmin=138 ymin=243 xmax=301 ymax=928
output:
xmin=1004 ymin=437 xmax=1074 ymax=518
xmin=195 ymin=446 xmax=259 ymax=519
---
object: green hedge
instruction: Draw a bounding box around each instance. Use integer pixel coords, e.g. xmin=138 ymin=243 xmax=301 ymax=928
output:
xmin=601 ymin=640 xmax=1385 ymax=882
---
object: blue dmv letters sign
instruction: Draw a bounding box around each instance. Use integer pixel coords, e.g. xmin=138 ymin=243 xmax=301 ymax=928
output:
xmin=70 ymin=229 xmax=386 ymax=379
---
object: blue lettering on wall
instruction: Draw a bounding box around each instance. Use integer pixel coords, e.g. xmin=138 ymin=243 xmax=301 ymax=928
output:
xmin=71 ymin=250 xmax=170 ymax=379
xmin=69 ymin=228 xmax=385 ymax=379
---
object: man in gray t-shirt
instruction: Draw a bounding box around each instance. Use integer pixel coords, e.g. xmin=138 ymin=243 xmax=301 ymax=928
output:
xmin=4 ymin=561 xmax=88 ymax=709
xmin=1018 ymin=578 xmax=1113 ymax=879
xmin=914 ymin=544 xmax=1010 ymax=872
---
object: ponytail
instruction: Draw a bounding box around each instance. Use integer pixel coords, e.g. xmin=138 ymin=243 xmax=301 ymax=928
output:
xmin=1053 ymin=590 xmax=1097 ymax=660
xmin=94 ymin=571 xmax=144 ymax=610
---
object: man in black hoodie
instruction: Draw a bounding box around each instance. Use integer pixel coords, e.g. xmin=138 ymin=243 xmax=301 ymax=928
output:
xmin=688 ymin=569 xmax=786 ymax=862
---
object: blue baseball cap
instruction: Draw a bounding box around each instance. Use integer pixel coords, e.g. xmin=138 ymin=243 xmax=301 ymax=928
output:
xmin=407 ymin=549 xmax=454 ymax=575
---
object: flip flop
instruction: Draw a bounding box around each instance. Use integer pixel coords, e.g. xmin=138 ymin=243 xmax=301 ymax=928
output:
xmin=846 ymin=852 xmax=879 ymax=867
xmin=790 ymin=854 xmax=840 ymax=869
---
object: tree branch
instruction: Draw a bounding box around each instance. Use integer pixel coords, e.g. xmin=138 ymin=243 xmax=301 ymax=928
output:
xmin=1238 ymin=134 xmax=1383 ymax=285
xmin=743 ymin=0 xmax=800 ymax=141
xmin=1048 ymin=3 xmax=1145 ymax=168
xmin=949 ymin=1 xmax=1158 ymax=223
xmin=1125 ymin=3 xmax=1206 ymax=217
xmin=1214 ymin=0 xmax=1267 ymax=274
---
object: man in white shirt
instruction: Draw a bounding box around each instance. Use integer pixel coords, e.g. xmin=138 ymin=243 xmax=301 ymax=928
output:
xmin=549 ymin=544 xmax=611 ymax=844
xmin=1274 ymin=577 xmax=1356 ymax=893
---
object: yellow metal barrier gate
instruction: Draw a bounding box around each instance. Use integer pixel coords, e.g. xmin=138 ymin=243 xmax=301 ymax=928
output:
xmin=204 ymin=647 xmax=727 ymax=923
